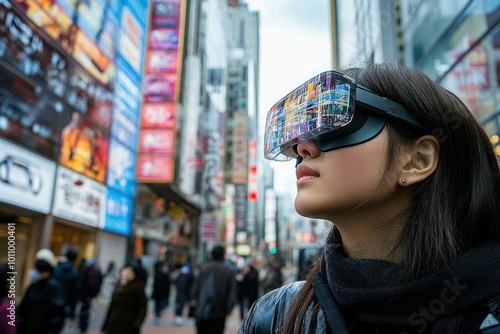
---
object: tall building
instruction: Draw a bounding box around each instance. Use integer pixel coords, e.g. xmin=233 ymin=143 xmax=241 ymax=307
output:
xmin=332 ymin=0 xmax=500 ymax=151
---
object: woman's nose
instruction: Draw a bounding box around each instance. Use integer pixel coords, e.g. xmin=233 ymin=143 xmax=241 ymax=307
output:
xmin=296 ymin=139 xmax=321 ymax=160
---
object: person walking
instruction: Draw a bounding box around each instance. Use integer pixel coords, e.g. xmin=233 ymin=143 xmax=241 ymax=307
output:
xmin=238 ymin=62 xmax=500 ymax=333
xmin=243 ymin=262 xmax=260 ymax=313
xmin=192 ymin=245 xmax=236 ymax=334
xmin=77 ymin=258 xmax=103 ymax=333
xmin=151 ymin=260 xmax=171 ymax=325
xmin=53 ymin=248 xmax=79 ymax=323
xmin=174 ymin=260 xmax=194 ymax=325
xmin=101 ymin=263 xmax=148 ymax=334
xmin=17 ymin=249 xmax=65 ymax=334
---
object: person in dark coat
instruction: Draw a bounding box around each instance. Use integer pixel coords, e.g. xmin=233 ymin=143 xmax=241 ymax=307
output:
xmin=52 ymin=248 xmax=79 ymax=320
xmin=17 ymin=249 xmax=65 ymax=334
xmin=192 ymin=245 xmax=236 ymax=334
xmin=151 ymin=260 xmax=171 ymax=325
xmin=77 ymin=258 xmax=103 ymax=333
xmin=101 ymin=263 xmax=147 ymax=334
xmin=243 ymin=262 xmax=260 ymax=312
xmin=174 ymin=260 xmax=194 ymax=325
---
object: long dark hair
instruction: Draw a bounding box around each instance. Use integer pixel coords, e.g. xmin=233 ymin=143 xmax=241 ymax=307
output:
xmin=282 ymin=62 xmax=500 ymax=333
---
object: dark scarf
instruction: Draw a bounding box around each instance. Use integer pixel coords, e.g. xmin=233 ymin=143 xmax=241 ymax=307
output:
xmin=319 ymin=229 xmax=500 ymax=328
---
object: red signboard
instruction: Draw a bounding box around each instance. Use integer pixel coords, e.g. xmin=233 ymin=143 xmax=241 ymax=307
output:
xmin=138 ymin=129 xmax=174 ymax=154
xmin=136 ymin=155 xmax=173 ymax=182
xmin=141 ymin=103 xmax=176 ymax=128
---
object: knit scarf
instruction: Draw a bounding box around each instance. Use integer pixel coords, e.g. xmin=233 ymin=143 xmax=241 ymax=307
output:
xmin=320 ymin=229 xmax=500 ymax=327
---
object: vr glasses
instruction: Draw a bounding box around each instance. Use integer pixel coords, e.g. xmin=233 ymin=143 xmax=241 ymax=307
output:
xmin=264 ymin=70 xmax=427 ymax=161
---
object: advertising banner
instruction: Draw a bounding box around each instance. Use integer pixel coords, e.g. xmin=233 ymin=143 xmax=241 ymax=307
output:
xmin=136 ymin=155 xmax=173 ymax=182
xmin=138 ymin=129 xmax=174 ymax=154
xmin=141 ymin=103 xmax=176 ymax=128
xmin=137 ymin=0 xmax=184 ymax=183
xmin=0 ymin=138 xmax=56 ymax=213
xmin=52 ymin=166 xmax=107 ymax=227
xmin=107 ymin=138 xmax=136 ymax=197
xmin=59 ymin=113 xmax=109 ymax=183
xmin=103 ymin=188 xmax=133 ymax=235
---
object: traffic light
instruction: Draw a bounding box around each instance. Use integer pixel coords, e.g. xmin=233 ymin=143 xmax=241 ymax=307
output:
xmin=268 ymin=242 xmax=277 ymax=255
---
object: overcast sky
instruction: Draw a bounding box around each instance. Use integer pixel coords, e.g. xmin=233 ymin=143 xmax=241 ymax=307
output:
xmin=245 ymin=0 xmax=332 ymax=195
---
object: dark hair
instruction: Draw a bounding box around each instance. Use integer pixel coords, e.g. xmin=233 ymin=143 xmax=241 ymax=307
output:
xmin=282 ymin=62 xmax=500 ymax=333
xmin=35 ymin=259 xmax=54 ymax=274
xmin=211 ymin=245 xmax=225 ymax=260
xmin=65 ymin=249 xmax=78 ymax=262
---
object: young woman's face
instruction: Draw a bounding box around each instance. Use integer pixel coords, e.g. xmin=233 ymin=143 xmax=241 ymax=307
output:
xmin=120 ymin=266 xmax=135 ymax=282
xmin=294 ymin=127 xmax=401 ymax=221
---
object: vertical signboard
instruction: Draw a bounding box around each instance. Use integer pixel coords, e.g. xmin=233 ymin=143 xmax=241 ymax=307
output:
xmin=104 ymin=0 xmax=149 ymax=235
xmin=137 ymin=0 xmax=185 ymax=183
xmin=231 ymin=112 xmax=249 ymax=184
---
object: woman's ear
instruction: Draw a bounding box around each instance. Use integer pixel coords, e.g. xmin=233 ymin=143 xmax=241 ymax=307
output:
xmin=398 ymin=135 xmax=439 ymax=187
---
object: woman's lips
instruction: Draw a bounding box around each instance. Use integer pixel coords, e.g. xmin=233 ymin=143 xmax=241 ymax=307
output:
xmin=296 ymin=164 xmax=319 ymax=184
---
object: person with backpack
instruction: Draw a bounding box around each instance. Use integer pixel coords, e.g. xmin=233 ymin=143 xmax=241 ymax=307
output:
xmin=77 ymin=258 xmax=102 ymax=333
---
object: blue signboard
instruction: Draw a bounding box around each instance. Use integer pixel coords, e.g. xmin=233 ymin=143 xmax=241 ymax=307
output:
xmin=104 ymin=188 xmax=134 ymax=235
xmin=107 ymin=138 xmax=137 ymax=196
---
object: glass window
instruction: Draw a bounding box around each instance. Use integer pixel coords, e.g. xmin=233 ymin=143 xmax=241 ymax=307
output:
xmin=442 ymin=25 xmax=500 ymax=154
xmin=417 ymin=0 xmax=500 ymax=80
xmin=403 ymin=0 xmax=471 ymax=66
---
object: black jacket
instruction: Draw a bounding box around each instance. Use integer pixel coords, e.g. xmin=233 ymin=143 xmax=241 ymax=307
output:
xmin=17 ymin=277 xmax=65 ymax=334
xmin=239 ymin=282 xmax=500 ymax=333
xmin=101 ymin=279 xmax=147 ymax=334
xmin=52 ymin=261 xmax=78 ymax=317
xmin=192 ymin=260 xmax=236 ymax=320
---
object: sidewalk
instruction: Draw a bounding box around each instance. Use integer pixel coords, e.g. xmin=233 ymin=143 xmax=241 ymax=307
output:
xmin=79 ymin=301 xmax=242 ymax=334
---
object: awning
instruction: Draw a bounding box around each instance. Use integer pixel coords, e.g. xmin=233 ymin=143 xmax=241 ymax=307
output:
xmin=147 ymin=183 xmax=202 ymax=216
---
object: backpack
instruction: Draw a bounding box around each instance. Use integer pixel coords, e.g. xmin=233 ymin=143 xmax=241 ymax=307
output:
xmin=195 ymin=273 xmax=215 ymax=319
xmin=85 ymin=264 xmax=103 ymax=298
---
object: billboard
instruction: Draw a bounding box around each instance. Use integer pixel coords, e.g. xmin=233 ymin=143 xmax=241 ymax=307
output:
xmin=0 ymin=138 xmax=56 ymax=213
xmin=137 ymin=0 xmax=185 ymax=183
xmin=52 ymin=166 xmax=107 ymax=227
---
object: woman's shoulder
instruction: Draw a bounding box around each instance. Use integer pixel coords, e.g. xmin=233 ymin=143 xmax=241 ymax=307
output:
xmin=238 ymin=281 xmax=305 ymax=334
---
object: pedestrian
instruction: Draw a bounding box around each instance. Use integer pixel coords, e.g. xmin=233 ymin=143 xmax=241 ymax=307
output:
xmin=238 ymin=62 xmax=500 ymax=333
xmin=52 ymin=248 xmax=79 ymax=322
xmin=243 ymin=262 xmax=260 ymax=312
xmin=174 ymin=260 xmax=194 ymax=325
xmin=101 ymin=263 xmax=147 ymax=334
xmin=77 ymin=258 xmax=103 ymax=333
xmin=151 ymin=260 xmax=171 ymax=325
xmin=134 ymin=257 xmax=149 ymax=288
xmin=260 ymin=259 xmax=283 ymax=295
xmin=0 ymin=263 xmax=15 ymax=334
xmin=192 ymin=245 xmax=236 ymax=334
xmin=17 ymin=249 xmax=65 ymax=334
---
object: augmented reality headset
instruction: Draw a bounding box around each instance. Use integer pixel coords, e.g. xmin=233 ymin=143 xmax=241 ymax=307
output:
xmin=264 ymin=70 xmax=427 ymax=161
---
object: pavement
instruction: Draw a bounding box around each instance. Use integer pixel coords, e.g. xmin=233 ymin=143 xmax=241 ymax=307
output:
xmin=60 ymin=275 xmax=242 ymax=334
xmin=62 ymin=298 xmax=242 ymax=334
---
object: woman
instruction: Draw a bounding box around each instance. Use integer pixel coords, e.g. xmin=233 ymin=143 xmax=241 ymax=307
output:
xmin=239 ymin=63 xmax=500 ymax=333
xmin=101 ymin=263 xmax=147 ymax=334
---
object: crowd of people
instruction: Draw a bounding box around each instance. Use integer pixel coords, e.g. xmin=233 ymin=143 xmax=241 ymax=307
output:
xmin=1 ymin=244 xmax=285 ymax=334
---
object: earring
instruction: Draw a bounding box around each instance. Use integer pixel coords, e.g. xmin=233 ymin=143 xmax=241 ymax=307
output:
xmin=401 ymin=178 xmax=406 ymax=184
